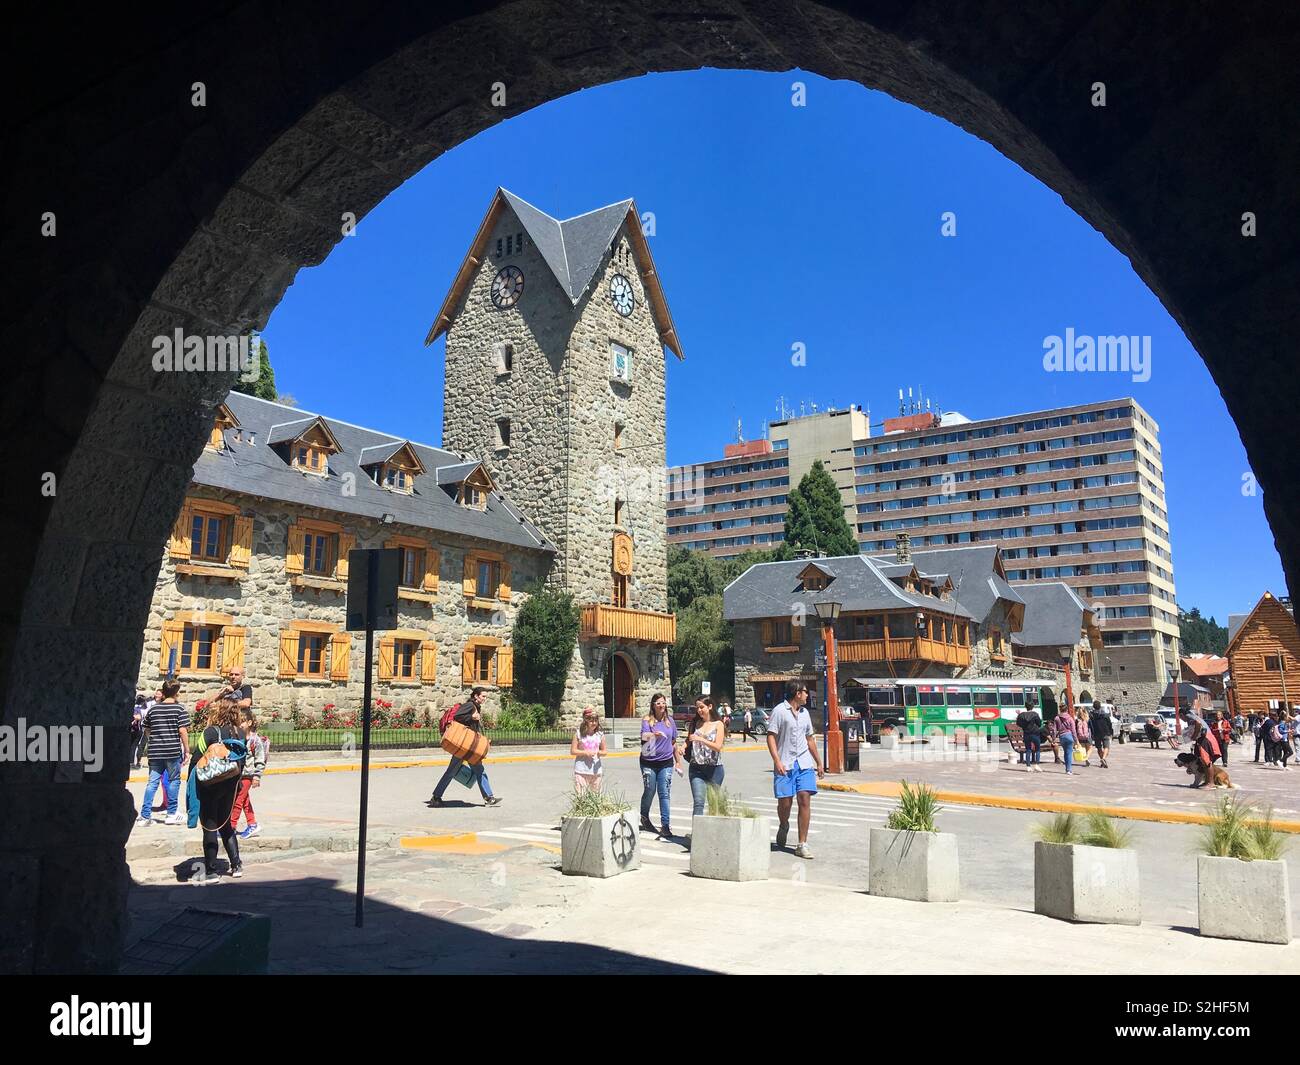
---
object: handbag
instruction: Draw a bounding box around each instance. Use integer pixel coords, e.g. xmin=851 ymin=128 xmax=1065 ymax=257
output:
xmin=454 ymin=762 xmax=476 ymax=788
xmin=194 ymin=734 xmax=247 ymax=786
xmin=1072 ymin=745 xmax=1087 ymax=765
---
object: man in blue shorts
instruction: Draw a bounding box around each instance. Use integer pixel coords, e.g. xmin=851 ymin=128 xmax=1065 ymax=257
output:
xmin=766 ymin=679 xmax=824 ymax=859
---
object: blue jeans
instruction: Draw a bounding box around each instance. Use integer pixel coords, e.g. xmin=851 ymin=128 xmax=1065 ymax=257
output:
xmin=1024 ymin=733 xmax=1041 ymax=764
xmin=1059 ymin=732 xmax=1075 ymax=773
xmin=640 ymin=764 xmax=674 ymax=829
xmin=688 ymin=763 xmax=725 ymax=816
xmin=433 ymin=757 xmax=493 ymax=800
xmin=140 ymin=757 xmax=182 ymax=817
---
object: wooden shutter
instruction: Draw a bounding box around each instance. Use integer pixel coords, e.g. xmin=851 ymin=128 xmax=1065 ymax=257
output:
xmin=221 ymin=626 xmax=247 ymax=673
xmin=420 ymin=639 xmax=438 ymax=683
xmin=761 ymin=620 xmax=773 ymax=647
xmin=285 ymin=523 xmax=305 ymax=574
xmin=462 ymin=644 xmax=475 ymax=684
xmin=423 ymin=549 xmax=440 ymax=592
xmin=497 ymin=646 xmax=514 ymax=687
xmin=378 ymin=636 xmax=395 ymax=681
xmin=278 ymin=630 xmax=299 ymax=678
xmin=329 ymin=632 xmax=350 ymax=681
xmin=336 ymin=533 xmax=355 ymax=579
xmin=159 ymin=620 xmax=184 ymax=673
xmin=168 ymin=502 xmax=194 ymax=560
xmin=463 ymin=555 xmax=476 ymax=596
xmin=497 ymin=561 xmax=511 ymax=601
xmin=229 ymin=516 xmax=253 ymax=569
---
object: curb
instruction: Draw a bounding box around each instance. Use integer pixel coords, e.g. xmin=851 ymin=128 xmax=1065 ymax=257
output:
xmin=819 ymin=780 xmax=1300 ymax=833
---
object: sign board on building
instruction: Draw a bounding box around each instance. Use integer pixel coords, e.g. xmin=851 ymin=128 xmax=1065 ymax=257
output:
xmin=346 ymin=548 xmax=400 ymax=632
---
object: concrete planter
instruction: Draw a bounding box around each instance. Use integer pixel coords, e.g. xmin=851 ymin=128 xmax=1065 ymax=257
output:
xmin=560 ymin=812 xmax=640 ymax=878
xmin=1034 ymin=842 xmax=1140 ymax=925
xmin=689 ymin=816 xmax=771 ymax=882
xmin=1197 ymin=856 xmax=1292 ymax=944
xmin=868 ymin=828 xmax=959 ymax=902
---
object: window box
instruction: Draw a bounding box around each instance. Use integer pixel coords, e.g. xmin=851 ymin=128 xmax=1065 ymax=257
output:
xmin=291 ymin=574 xmax=348 ymax=594
xmin=174 ymin=562 xmax=242 ymax=580
xmin=765 ymin=645 xmax=802 ymax=654
xmin=397 ymin=588 xmax=438 ymax=604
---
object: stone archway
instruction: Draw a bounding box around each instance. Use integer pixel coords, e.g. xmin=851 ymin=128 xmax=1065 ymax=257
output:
xmin=4 ymin=1 xmax=1299 ymax=973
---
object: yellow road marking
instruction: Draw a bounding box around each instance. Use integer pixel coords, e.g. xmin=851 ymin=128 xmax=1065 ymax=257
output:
xmin=820 ymin=780 xmax=1300 ymax=832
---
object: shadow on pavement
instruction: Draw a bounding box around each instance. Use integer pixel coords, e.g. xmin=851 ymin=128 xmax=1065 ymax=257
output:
xmin=126 ymin=874 xmax=717 ymax=975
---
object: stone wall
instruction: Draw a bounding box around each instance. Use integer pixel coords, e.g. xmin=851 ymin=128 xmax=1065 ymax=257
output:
xmin=137 ymin=487 xmax=549 ymax=720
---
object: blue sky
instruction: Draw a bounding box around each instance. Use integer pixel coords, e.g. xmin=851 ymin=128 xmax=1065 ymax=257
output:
xmin=263 ymin=68 xmax=1281 ymax=624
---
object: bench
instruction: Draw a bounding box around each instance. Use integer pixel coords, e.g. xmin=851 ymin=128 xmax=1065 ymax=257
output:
xmin=1004 ymin=722 xmax=1062 ymax=763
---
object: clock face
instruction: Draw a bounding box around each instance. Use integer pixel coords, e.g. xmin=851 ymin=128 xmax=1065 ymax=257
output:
xmin=491 ymin=265 xmax=524 ymax=308
xmin=610 ymin=273 xmax=635 ymax=316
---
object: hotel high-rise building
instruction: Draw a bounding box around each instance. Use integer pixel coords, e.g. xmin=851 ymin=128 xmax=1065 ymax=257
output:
xmin=669 ymin=397 xmax=1178 ymax=703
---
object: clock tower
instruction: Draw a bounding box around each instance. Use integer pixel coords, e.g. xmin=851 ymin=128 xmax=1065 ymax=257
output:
xmin=428 ymin=189 xmax=683 ymax=719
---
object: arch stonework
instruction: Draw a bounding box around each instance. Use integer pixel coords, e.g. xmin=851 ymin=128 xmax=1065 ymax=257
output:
xmin=3 ymin=1 xmax=1298 ymax=972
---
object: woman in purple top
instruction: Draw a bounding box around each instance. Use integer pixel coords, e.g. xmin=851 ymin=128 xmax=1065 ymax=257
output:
xmin=639 ymin=692 xmax=682 ymax=837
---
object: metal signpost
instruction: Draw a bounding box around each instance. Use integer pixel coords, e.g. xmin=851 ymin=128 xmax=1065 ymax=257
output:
xmin=345 ymin=548 xmax=399 ymax=928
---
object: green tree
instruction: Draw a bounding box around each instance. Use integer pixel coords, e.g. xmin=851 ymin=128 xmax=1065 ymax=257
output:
xmin=668 ymin=544 xmax=717 ymax=613
xmin=233 ymin=337 xmax=278 ymax=401
xmin=670 ymin=594 xmax=734 ymax=703
xmin=783 ymin=460 xmax=857 ymax=557
xmin=511 ymin=583 xmax=580 ymax=711
xmin=1177 ymin=605 xmax=1229 ymax=655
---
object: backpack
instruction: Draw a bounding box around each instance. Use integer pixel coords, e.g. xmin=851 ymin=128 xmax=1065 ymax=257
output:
xmin=439 ymin=703 xmax=463 ymax=734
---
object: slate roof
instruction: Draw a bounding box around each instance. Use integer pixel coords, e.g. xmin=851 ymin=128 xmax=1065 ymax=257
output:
xmin=502 ymin=190 xmax=632 ymax=305
xmin=195 ymin=392 xmax=555 ymax=554
xmin=722 ymin=555 xmax=973 ymax=623
xmin=1010 ymin=583 xmax=1091 ymax=649
xmin=426 ymin=188 xmax=684 ymax=358
xmin=869 ymin=545 xmax=1023 ymax=625
xmin=1227 ymin=614 xmax=1247 ymax=644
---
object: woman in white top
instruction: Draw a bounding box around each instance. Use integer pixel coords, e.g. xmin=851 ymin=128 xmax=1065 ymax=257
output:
xmin=570 ymin=706 xmax=607 ymax=792
xmin=686 ymin=695 xmax=726 ymax=816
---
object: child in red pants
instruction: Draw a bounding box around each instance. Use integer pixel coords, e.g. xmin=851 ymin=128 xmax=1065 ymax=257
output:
xmin=232 ymin=708 xmax=268 ymax=838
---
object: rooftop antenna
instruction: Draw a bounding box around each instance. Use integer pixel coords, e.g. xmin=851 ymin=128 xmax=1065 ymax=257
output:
xmin=736 ymin=418 xmax=744 ymax=444
xmin=898 ymin=388 xmax=905 ymax=416
xmin=908 ymin=386 xmax=914 ymax=414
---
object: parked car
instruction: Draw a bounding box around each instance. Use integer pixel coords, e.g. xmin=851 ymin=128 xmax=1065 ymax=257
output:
xmin=1119 ymin=707 xmax=1177 ymax=743
xmin=724 ymin=707 xmax=769 ymax=735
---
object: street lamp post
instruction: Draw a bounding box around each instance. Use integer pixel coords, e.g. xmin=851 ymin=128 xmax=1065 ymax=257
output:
xmin=815 ymin=600 xmax=843 ymax=774
xmin=1058 ymin=646 xmax=1076 ymax=725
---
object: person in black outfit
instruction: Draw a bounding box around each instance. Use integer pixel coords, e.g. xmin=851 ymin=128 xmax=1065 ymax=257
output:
xmin=192 ymin=696 xmax=246 ymax=881
xmin=1088 ymin=699 xmax=1114 ymax=769
xmin=1016 ymin=698 xmax=1044 ymax=772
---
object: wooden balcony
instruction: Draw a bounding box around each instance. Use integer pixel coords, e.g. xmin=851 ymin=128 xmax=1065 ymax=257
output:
xmin=580 ymin=604 xmax=677 ymax=645
xmin=837 ymin=636 xmax=971 ymax=668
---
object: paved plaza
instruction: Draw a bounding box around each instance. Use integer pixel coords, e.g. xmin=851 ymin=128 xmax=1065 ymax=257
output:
xmin=124 ymin=736 xmax=1300 ymax=973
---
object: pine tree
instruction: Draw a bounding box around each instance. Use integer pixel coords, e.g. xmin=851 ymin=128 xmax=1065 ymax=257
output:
xmin=233 ymin=338 xmax=278 ymax=401
xmin=511 ymin=584 xmax=580 ymax=710
xmin=783 ymin=460 xmax=858 ymax=557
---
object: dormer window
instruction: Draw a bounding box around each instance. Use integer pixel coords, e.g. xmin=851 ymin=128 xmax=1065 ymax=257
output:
xmin=269 ymin=416 xmax=341 ymax=476
xmin=207 ymin=403 xmax=239 ymax=451
xmin=797 ymin=562 xmax=834 ymax=593
xmin=360 ymin=440 xmax=424 ymax=495
xmin=296 ymin=444 xmax=329 ymax=473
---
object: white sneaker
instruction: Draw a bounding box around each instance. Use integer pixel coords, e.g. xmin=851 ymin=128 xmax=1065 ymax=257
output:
xmin=163 ymin=813 xmax=183 ymax=825
xmin=134 ymin=817 xmax=152 ymax=827
xmin=795 ymin=843 xmax=814 ymax=860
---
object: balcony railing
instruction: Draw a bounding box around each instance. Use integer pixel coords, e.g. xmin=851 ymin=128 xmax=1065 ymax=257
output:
xmin=580 ymin=604 xmax=677 ymax=644
xmin=837 ymin=636 xmax=971 ymax=668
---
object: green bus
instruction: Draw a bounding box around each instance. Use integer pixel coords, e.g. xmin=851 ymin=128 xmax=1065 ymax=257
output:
xmin=848 ymin=677 xmax=1055 ymax=738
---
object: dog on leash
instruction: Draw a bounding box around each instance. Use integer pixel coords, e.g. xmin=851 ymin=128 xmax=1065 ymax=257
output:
xmin=1174 ymin=751 xmax=1237 ymax=788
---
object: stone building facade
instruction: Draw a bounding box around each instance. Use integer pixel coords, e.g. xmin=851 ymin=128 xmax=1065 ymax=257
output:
xmin=432 ymin=189 xmax=682 ymax=717
xmin=135 ymin=391 xmax=554 ymax=720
